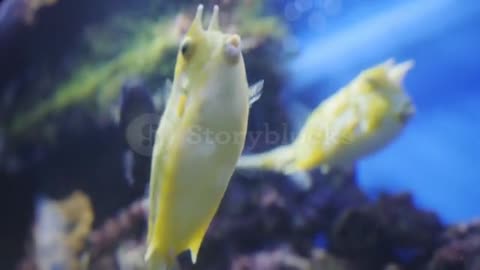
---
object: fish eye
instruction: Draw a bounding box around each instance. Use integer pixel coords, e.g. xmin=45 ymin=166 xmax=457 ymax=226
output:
xmin=366 ymin=77 xmax=387 ymax=89
xmin=224 ymin=35 xmax=241 ymax=64
xmin=366 ymin=77 xmax=379 ymax=87
xmin=180 ymin=38 xmax=194 ymax=58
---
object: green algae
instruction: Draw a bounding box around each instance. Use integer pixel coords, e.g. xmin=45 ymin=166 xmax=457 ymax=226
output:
xmin=10 ymin=19 xmax=177 ymax=136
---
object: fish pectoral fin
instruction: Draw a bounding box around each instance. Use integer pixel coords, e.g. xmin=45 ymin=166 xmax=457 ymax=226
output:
xmin=164 ymin=78 xmax=173 ymax=97
xmin=249 ymin=80 xmax=264 ymax=106
xmin=153 ymin=78 xmax=173 ymax=110
xmin=288 ymin=171 xmax=313 ymax=190
xmin=177 ymin=93 xmax=188 ymax=117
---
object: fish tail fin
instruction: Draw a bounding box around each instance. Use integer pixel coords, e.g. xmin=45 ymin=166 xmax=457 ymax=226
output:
xmin=236 ymin=145 xmax=296 ymax=173
xmin=188 ymin=233 xmax=203 ymax=264
xmin=188 ymin=222 xmax=210 ymax=264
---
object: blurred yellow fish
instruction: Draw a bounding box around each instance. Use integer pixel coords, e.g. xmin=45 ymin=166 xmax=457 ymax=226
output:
xmin=237 ymin=59 xmax=415 ymax=176
xmin=146 ymin=5 xmax=263 ymax=270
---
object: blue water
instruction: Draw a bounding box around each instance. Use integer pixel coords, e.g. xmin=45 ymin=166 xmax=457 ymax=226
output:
xmin=280 ymin=0 xmax=480 ymax=223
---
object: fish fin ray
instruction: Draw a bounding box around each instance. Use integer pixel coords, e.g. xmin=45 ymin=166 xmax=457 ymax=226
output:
xmin=249 ymin=80 xmax=264 ymax=106
xmin=237 ymin=145 xmax=294 ymax=172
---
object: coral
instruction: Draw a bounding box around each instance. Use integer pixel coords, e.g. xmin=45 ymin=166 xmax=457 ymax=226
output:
xmin=0 ymin=0 xmax=59 ymax=26
xmin=310 ymin=248 xmax=352 ymax=270
xmin=86 ymin=199 xmax=146 ymax=266
xmin=28 ymin=191 xmax=93 ymax=270
xmin=230 ymin=246 xmax=310 ymax=270
xmin=329 ymin=193 xmax=444 ymax=270
xmin=57 ymin=191 xmax=94 ymax=254
xmin=23 ymin=0 xmax=59 ymax=24
xmin=428 ymin=220 xmax=480 ymax=270
xmin=33 ymin=197 xmax=72 ymax=270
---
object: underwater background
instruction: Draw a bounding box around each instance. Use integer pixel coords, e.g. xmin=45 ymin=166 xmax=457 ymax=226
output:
xmin=278 ymin=0 xmax=480 ymax=223
xmin=1 ymin=0 xmax=479 ymax=269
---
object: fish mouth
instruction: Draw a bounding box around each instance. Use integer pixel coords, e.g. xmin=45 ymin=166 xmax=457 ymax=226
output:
xmin=399 ymin=103 xmax=415 ymax=123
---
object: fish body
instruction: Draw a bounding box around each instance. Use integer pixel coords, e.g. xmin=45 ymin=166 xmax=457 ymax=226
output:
xmin=146 ymin=5 xmax=261 ymax=269
xmin=237 ymin=60 xmax=415 ymax=174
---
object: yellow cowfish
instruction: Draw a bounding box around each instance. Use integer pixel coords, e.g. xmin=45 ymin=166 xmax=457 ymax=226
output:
xmin=146 ymin=5 xmax=263 ymax=270
xmin=237 ymin=59 xmax=415 ymax=176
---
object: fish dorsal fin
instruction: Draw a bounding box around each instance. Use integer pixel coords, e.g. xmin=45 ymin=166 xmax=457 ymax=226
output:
xmin=152 ymin=79 xmax=172 ymax=111
xmin=249 ymin=80 xmax=264 ymax=106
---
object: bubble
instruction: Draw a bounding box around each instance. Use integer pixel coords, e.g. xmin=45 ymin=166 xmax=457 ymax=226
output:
xmin=125 ymin=113 xmax=161 ymax=156
xmin=284 ymin=2 xmax=301 ymax=21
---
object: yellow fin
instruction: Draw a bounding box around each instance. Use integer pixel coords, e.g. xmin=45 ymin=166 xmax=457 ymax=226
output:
xmin=188 ymin=234 xmax=203 ymax=264
xmin=188 ymin=222 xmax=211 ymax=264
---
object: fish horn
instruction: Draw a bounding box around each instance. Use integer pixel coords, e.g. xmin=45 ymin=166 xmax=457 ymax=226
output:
xmin=190 ymin=4 xmax=205 ymax=32
xmin=208 ymin=5 xmax=220 ymax=31
xmin=383 ymin=58 xmax=396 ymax=68
xmin=389 ymin=60 xmax=415 ymax=86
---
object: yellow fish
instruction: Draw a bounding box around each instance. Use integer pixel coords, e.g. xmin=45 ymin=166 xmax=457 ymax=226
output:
xmin=237 ymin=59 xmax=415 ymax=176
xmin=146 ymin=5 xmax=263 ymax=269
